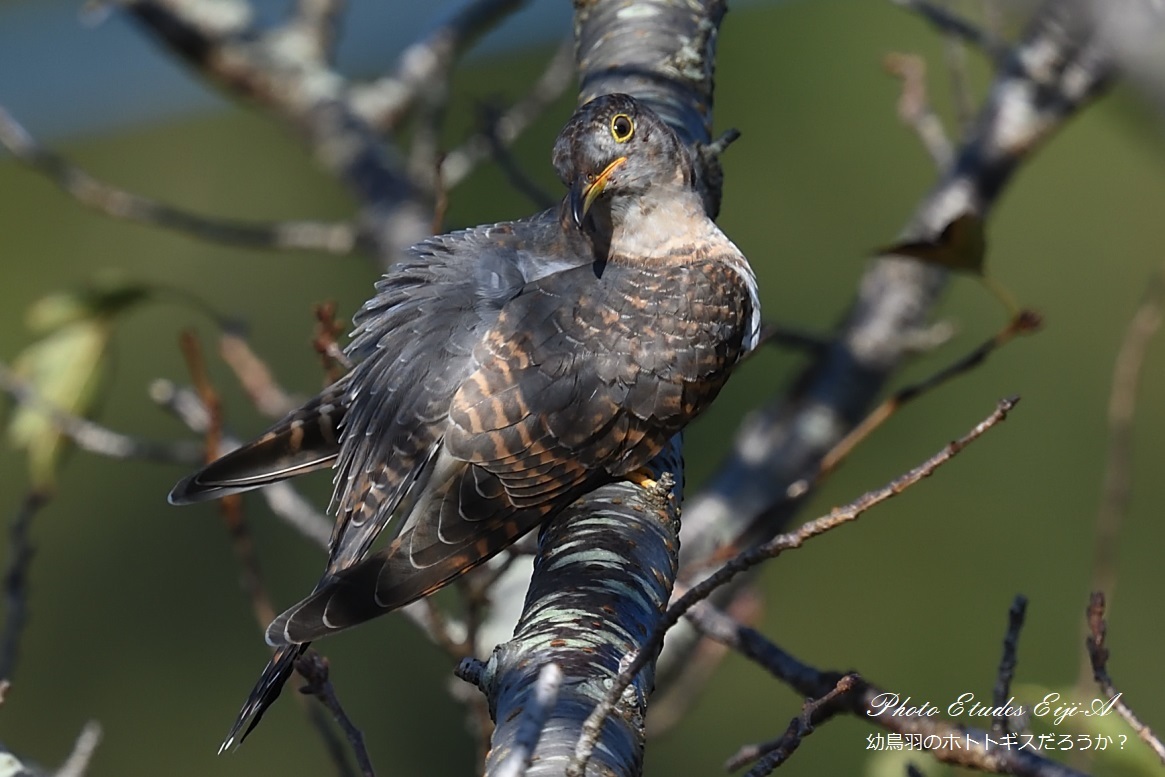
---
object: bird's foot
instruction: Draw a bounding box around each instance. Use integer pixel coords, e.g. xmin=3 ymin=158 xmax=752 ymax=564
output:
xmin=625 ymin=467 xmax=659 ymax=491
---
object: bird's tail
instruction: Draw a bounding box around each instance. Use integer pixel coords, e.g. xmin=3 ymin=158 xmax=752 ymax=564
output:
xmin=219 ymin=643 xmax=307 ymax=754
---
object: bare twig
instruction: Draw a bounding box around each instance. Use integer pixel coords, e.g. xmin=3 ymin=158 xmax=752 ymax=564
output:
xmin=570 ymin=398 xmax=1019 ymax=775
xmin=746 ymin=323 xmax=831 ymax=359
xmin=992 ymin=594 xmax=1027 ymax=734
xmin=891 ymin=0 xmax=1011 ymax=63
xmin=479 ymin=108 xmax=557 ymax=209
xmin=295 ymin=652 xmax=376 ymax=777
xmin=494 ymin=664 xmax=564 ymax=777
xmin=124 ymin=0 xmax=430 ymax=265
xmin=180 ymin=330 xmax=277 ymax=628
xmin=0 ymin=105 xmax=361 ymax=256
xmin=818 ymin=311 xmax=1040 ymax=477
xmin=884 ymin=52 xmax=954 ymax=168
xmin=53 ymin=721 xmax=103 ymax=777
xmin=313 ymin=302 xmax=351 ymax=383
xmin=1090 ymin=268 xmax=1164 ymax=601
xmin=1085 ymin=592 xmax=1165 ymax=764
xmin=219 ymin=331 xmax=298 ymax=419
xmin=0 ymin=360 xmax=202 ymax=465
xmin=691 ymin=600 xmax=1087 ymax=777
xmin=737 ymin=675 xmax=859 ymax=777
xmin=0 ymin=491 xmax=49 ymax=683
xmin=440 ymin=40 xmax=576 ymax=190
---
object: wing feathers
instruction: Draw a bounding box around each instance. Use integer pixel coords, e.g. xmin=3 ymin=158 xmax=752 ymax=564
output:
xmin=168 ymin=388 xmax=346 ymax=505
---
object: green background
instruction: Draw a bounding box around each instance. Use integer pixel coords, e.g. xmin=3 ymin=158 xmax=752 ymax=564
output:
xmin=1 ymin=2 xmax=1162 ymax=775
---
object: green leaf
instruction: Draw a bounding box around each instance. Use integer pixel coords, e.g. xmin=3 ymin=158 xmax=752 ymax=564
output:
xmin=7 ymin=319 xmax=112 ymax=489
xmin=4 ymin=275 xmax=155 ymax=489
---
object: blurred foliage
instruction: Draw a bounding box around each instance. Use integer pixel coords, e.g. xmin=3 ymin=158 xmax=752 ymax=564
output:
xmin=0 ymin=1 xmax=1163 ymax=776
xmin=5 ymin=278 xmax=151 ymax=488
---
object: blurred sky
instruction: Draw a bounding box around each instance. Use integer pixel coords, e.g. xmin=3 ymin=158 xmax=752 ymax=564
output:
xmin=1 ymin=2 xmax=1164 ymax=777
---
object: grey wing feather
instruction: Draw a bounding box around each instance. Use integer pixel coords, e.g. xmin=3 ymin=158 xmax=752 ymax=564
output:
xmin=323 ymin=214 xmax=590 ymax=572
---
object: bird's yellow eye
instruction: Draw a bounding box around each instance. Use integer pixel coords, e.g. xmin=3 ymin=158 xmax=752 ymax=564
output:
xmin=610 ymin=114 xmax=634 ymax=143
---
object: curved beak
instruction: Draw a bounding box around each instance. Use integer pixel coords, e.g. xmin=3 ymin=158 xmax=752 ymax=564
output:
xmin=571 ymin=156 xmax=627 ymax=227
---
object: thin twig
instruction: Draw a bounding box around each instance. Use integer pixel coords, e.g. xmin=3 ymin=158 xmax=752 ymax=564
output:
xmin=891 ymin=0 xmax=1010 ymax=63
xmin=0 ymin=360 xmax=202 ymax=465
xmin=569 ymin=398 xmax=1020 ymax=775
xmin=219 ymin=331 xmax=298 ymax=419
xmin=992 ymin=594 xmax=1027 ymax=734
xmin=313 ymin=302 xmax=351 ymax=383
xmin=440 ymin=40 xmax=575 ymax=189
xmin=1090 ymin=268 xmax=1164 ymax=602
xmin=179 ymin=331 xmax=276 ymax=627
xmin=884 ymin=52 xmax=954 ymax=169
xmin=744 ymin=323 xmax=831 ymax=360
xmin=53 ymin=721 xmax=103 ymax=777
xmin=0 ymin=104 xmax=361 ymax=256
xmin=691 ymin=600 xmax=1087 ymax=777
xmin=818 ymin=311 xmax=1040 ymax=476
xmin=1085 ymin=592 xmax=1165 ymax=764
xmin=480 ymin=108 xmax=557 ymax=209
xmin=0 ymin=491 xmax=49 ymax=683
xmin=494 ymin=663 xmax=563 ymax=777
xmin=295 ymin=652 xmax=377 ymax=777
xmin=739 ymin=675 xmax=859 ymax=777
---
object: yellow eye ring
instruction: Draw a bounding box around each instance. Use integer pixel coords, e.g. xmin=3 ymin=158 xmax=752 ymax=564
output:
xmin=610 ymin=114 xmax=634 ymax=143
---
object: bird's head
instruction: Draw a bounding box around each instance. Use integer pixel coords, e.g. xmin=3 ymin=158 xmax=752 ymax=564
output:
xmin=553 ymin=93 xmax=694 ymax=229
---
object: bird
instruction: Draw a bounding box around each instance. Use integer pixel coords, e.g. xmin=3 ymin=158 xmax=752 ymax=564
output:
xmin=169 ymin=92 xmax=761 ymax=751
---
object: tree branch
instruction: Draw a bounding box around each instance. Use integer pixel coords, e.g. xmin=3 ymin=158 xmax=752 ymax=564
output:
xmin=122 ymin=0 xmax=431 ymax=264
xmin=0 ymin=104 xmax=362 ymax=255
xmin=664 ymin=0 xmax=1120 ymax=688
xmin=692 ymin=600 xmax=1088 ymax=777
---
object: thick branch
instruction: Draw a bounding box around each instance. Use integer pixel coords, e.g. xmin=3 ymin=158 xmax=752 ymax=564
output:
xmin=473 ymin=451 xmax=681 ymax=777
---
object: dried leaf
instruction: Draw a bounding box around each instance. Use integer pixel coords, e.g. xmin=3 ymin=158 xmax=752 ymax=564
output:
xmin=878 ymin=212 xmax=987 ymax=275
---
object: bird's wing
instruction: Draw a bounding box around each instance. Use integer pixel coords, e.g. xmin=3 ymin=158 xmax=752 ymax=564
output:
xmin=167 ymin=382 xmax=348 ymax=504
xmin=264 ymin=256 xmax=755 ymax=645
xmin=324 ymin=217 xmax=589 ymax=572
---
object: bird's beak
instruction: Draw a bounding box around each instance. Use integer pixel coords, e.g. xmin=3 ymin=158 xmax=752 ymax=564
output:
xmin=571 ymin=156 xmax=627 ymax=227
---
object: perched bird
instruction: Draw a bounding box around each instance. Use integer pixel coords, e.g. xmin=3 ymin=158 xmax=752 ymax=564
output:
xmin=170 ymin=93 xmax=761 ymax=750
